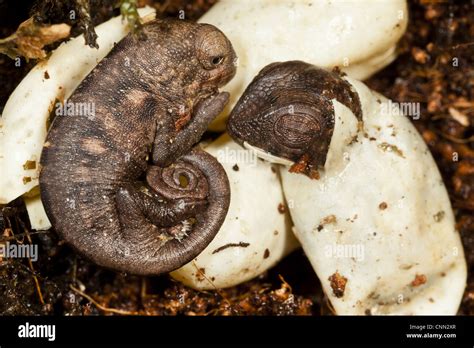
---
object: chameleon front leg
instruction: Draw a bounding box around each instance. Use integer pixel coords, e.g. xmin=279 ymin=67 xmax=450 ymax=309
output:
xmin=152 ymin=92 xmax=229 ymax=167
xmin=115 ymin=183 xmax=207 ymax=228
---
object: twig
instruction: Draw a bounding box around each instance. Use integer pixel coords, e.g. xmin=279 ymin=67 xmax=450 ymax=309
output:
xmin=278 ymin=274 xmax=293 ymax=294
xmin=69 ymin=285 xmax=138 ymax=315
xmin=192 ymin=262 xmax=232 ymax=307
xmin=18 ymin=219 xmax=45 ymax=305
xmin=156 ymin=0 xmax=172 ymax=14
xmin=451 ymin=42 xmax=474 ymax=50
xmin=436 ymin=131 xmax=474 ymax=144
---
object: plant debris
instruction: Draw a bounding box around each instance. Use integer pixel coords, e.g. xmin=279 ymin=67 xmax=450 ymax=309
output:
xmin=411 ymin=274 xmax=427 ymax=287
xmin=212 ymin=242 xmax=250 ymax=254
xmin=377 ymin=142 xmax=405 ymax=158
xmin=328 ymin=271 xmax=347 ymax=299
xmin=0 ymin=18 xmax=70 ymax=59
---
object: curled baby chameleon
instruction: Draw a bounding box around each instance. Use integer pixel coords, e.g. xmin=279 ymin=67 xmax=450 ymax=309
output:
xmin=227 ymin=61 xmax=362 ymax=178
xmin=227 ymin=61 xmax=468 ymax=315
xmin=39 ymin=19 xmax=237 ymax=275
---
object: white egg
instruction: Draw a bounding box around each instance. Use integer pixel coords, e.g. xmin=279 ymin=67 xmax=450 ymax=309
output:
xmin=199 ymin=0 xmax=408 ymax=130
xmin=171 ymin=134 xmax=299 ymax=289
xmin=248 ymin=77 xmax=467 ymax=314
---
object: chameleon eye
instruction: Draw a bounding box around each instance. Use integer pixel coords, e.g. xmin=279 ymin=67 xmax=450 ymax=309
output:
xmin=211 ymin=55 xmax=224 ymax=66
xmin=196 ymin=24 xmax=229 ymax=70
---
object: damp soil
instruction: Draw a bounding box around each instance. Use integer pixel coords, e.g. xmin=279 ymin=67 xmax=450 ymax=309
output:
xmin=0 ymin=0 xmax=473 ymax=316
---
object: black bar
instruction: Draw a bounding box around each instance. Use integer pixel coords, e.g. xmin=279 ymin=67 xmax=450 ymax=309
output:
xmin=0 ymin=316 xmax=473 ymax=346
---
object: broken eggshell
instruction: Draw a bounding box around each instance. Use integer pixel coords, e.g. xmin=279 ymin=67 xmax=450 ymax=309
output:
xmin=232 ymin=72 xmax=467 ymax=315
xmin=199 ymin=0 xmax=408 ymax=130
xmin=284 ymin=81 xmax=466 ymax=314
xmin=24 ymin=194 xmax=51 ymax=230
xmin=171 ymin=134 xmax=299 ymax=289
xmin=0 ymin=7 xmax=156 ymax=207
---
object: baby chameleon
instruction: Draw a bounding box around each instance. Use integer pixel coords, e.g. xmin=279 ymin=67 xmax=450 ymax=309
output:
xmin=39 ymin=19 xmax=237 ymax=275
xmin=227 ymin=61 xmax=362 ymax=178
xmin=227 ymin=61 xmax=468 ymax=315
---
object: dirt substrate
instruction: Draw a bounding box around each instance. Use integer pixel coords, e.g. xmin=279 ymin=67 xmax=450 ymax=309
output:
xmin=0 ymin=0 xmax=473 ymax=316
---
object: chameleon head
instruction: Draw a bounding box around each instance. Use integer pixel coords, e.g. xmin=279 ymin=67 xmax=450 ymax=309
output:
xmin=193 ymin=23 xmax=237 ymax=90
xmin=227 ymin=61 xmax=362 ymax=177
xmin=136 ymin=19 xmax=237 ymax=127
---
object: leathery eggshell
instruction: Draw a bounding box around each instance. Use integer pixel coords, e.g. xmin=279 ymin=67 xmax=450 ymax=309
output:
xmin=199 ymin=0 xmax=408 ymax=130
xmin=279 ymin=78 xmax=467 ymax=314
xmin=171 ymin=134 xmax=299 ymax=289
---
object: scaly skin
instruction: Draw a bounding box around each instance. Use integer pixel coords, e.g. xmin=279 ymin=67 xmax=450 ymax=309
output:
xmin=39 ymin=19 xmax=236 ymax=275
xmin=227 ymin=61 xmax=362 ymax=177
